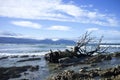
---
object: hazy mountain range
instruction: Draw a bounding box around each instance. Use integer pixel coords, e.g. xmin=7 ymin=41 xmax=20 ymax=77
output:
xmin=0 ymin=37 xmax=75 ymax=44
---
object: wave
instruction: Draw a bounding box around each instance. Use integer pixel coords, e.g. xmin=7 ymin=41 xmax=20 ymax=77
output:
xmin=0 ymin=52 xmax=48 ymax=56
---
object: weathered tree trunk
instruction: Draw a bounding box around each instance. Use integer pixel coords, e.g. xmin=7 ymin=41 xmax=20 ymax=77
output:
xmin=44 ymin=32 xmax=108 ymax=63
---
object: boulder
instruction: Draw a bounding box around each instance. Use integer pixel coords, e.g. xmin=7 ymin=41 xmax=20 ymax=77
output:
xmin=58 ymin=57 xmax=71 ymax=64
xmin=104 ymin=55 xmax=112 ymax=60
xmin=0 ymin=65 xmax=38 ymax=80
xmin=79 ymin=68 xmax=86 ymax=73
xmin=86 ymin=54 xmax=112 ymax=64
xmin=0 ymin=56 xmax=8 ymax=60
xmin=113 ymin=52 xmax=120 ymax=57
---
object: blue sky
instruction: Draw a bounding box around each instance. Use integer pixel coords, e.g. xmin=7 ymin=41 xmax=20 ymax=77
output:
xmin=0 ymin=0 xmax=120 ymax=42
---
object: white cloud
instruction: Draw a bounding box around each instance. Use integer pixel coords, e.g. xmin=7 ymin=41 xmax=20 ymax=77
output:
xmin=0 ymin=0 xmax=119 ymax=26
xmin=97 ymin=30 xmax=120 ymax=38
xmin=80 ymin=4 xmax=93 ymax=8
xmin=47 ymin=26 xmax=70 ymax=31
xmin=85 ymin=29 xmax=120 ymax=43
xmin=0 ymin=31 xmax=45 ymax=40
xmin=86 ymin=28 xmax=99 ymax=32
xmin=11 ymin=21 xmax=42 ymax=29
xmin=0 ymin=31 xmax=23 ymax=38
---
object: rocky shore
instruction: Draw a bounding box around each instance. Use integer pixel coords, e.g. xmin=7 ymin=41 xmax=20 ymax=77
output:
xmin=0 ymin=52 xmax=120 ymax=80
xmin=47 ymin=52 xmax=120 ymax=80
xmin=44 ymin=32 xmax=120 ymax=80
xmin=0 ymin=65 xmax=39 ymax=80
xmin=0 ymin=55 xmax=43 ymax=80
xmin=17 ymin=58 xmax=41 ymax=62
xmin=48 ymin=65 xmax=120 ymax=80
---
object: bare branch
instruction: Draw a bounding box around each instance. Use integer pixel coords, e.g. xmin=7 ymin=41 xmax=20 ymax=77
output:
xmin=74 ymin=32 xmax=107 ymax=56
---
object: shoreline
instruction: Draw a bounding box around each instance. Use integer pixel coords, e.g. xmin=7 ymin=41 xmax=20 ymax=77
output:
xmin=0 ymin=52 xmax=120 ymax=80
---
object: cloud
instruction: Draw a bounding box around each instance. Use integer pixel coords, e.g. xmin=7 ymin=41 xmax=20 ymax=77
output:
xmin=11 ymin=21 xmax=42 ymax=29
xmin=90 ymin=29 xmax=120 ymax=40
xmin=80 ymin=4 xmax=93 ymax=8
xmin=0 ymin=32 xmax=17 ymax=37
xmin=0 ymin=31 xmax=17 ymax=36
xmin=98 ymin=30 xmax=120 ymax=39
xmin=0 ymin=31 xmax=22 ymax=37
xmin=47 ymin=25 xmax=70 ymax=31
xmin=86 ymin=28 xmax=99 ymax=32
xmin=0 ymin=31 xmax=45 ymax=40
xmin=0 ymin=0 xmax=119 ymax=26
xmin=99 ymin=30 xmax=120 ymax=43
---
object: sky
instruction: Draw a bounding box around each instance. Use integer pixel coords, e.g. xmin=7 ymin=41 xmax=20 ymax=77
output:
xmin=0 ymin=0 xmax=120 ymax=42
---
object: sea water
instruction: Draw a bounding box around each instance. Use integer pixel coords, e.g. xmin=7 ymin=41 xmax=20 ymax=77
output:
xmin=0 ymin=43 xmax=120 ymax=55
xmin=0 ymin=43 xmax=68 ymax=55
xmin=0 ymin=43 xmax=120 ymax=80
xmin=0 ymin=43 xmax=70 ymax=80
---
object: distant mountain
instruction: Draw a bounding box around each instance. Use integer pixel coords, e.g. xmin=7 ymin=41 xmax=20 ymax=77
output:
xmin=0 ymin=37 xmax=75 ymax=44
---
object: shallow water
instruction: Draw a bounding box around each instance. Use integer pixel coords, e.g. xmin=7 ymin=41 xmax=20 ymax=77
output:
xmin=0 ymin=43 xmax=120 ymax=80
xmin=0 ymin=44 xmax=68 ymax=80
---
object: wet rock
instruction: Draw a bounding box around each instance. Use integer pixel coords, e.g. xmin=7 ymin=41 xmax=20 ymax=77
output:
xmin=79 ymin=68 xmax=86 ymax=73
xmin=48 ymin=70 xmax=92 ymax=80
xmin=85 ymin=54 xmax=112 ymax=64
xmin=58 ymin=57 xmax=71 ymax=63
xmin=24 ymin=72 xmax=29 ymax=75
xmin=99 ymin=65 xmax=120 ymax=77
xmin=31 ymin=55 xmax=36 ymax=57
xmin=20 ymin=55 xmax=29 ymax=58
xmin=48 ymin=70 xmax=76 ymax=80
xmin=45 ymin=51 xmax=60 ymax=63
xmin=79 ymin=67 xmax=89 ymax=73
xmin=112 ymin=52 xmax=120 ymax=57
xmin=45 ymin=49 xmax=79 ymax=63
xmin=17 ymin=58 xmax=41 ymax=62
xmin=29 ymin=65 xmax=39 ymax=71
xmin=48 ymin=65 xmax=120 ymax=80
xmin=104 ymin=55 xmax=112 ymax=60
xmin=89 ymin=72 xmax=99 ymax=78
xmin=86 ymin=55 xmax=104 ymax=63
xmin=90 ymin=63 xmax=97 ymax=67
xmin=0 ymin=56 xmax=8 ymax=60
xmin=11 ymin=56 xmax=18 ymax=58
xmin=0 ymin=66 xmax=34 ymax=80
xmin=95 ymin=67 xmax=101 ymax=71
xmin=21 ymin=79 xmax=29 ymax=80
xmin=111 ymin=74 xmax=120 ymax=80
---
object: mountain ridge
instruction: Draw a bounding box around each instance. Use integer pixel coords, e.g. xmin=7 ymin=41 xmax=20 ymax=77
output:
xmin=0 ymin=37 xmax=75 ymax=44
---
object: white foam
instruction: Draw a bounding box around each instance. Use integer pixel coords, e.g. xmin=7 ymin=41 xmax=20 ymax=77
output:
xmin=0 ymin=52 xmax=48 ymax=56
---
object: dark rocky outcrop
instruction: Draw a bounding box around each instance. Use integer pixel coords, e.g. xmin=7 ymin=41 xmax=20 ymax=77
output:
xmin=20 ymin=55 xmax=29 ymax=58
xmin=0 ymin=65 xmax=39 ymax=80
xmin=11 ymin=55 xmax=18 ymax=58
xmin=45 ymin=50 xmax=71 ymax=63
xmin=85 ymin=54 xmax=112 ymax=64
xmin=17 ymin=58 xmax=41 ymax=62
xmin=99 ymin=65 xmax=120 ymax=77
xmin=44 ymin=49 xmax=91 ymax=63
xmin=58 ymin=57 xmax=71 ymax=64
xmin=0 ymin=56 xmax=8 ymax=60
xmin=48 ymin=65 xmax=120 ymax=80
xmin=55 ymin=54 xmax=112 ymax=69
xmin=112 ymin=52 xmax=120 ymax=57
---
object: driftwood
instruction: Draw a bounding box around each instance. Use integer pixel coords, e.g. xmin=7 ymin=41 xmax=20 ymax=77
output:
xmin=45 ymin=32 xmax=108 ymax=63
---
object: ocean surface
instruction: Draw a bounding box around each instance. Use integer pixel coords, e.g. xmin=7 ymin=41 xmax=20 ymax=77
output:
xmin=0 ymin=43 xmax=72 ymax=80
xmin=0 ymin=43 xmax=120 ymax=80
xmin=0 ymin=43 xmax=120 ymax=55
xmin=0 ymin=43 xmax=68 ymax=55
